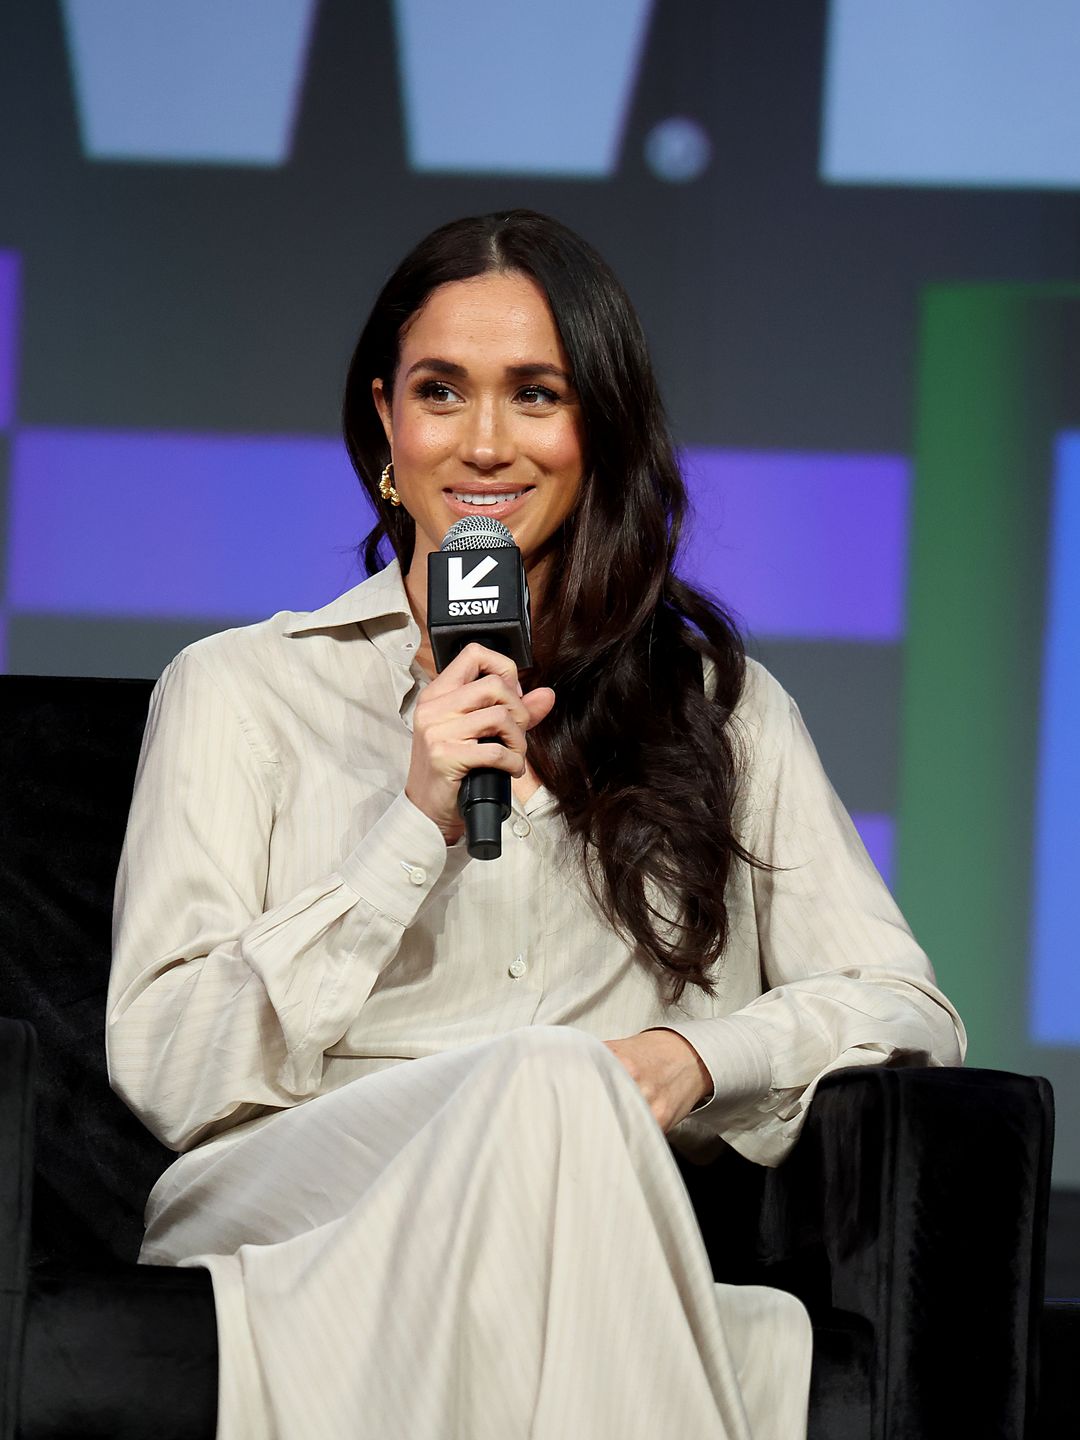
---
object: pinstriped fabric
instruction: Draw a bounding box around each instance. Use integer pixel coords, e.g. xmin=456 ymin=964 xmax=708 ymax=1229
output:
xmin=145 ymin=1028 xmax=813 ymax=1440
xmin=107 ymin=560 xmax=963 ymax=1437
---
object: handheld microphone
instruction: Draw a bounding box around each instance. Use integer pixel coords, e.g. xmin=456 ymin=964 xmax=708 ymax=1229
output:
xmin=427 ymin=516 xmax=532 ymax=860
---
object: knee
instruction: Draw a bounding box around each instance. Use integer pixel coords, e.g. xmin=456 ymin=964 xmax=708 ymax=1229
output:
xmin=479 ymin=1026 xmax=632 ymax=1122
xmin=487 ymin=1024 xmax=614 ymax=1075
xmin=461 ymin=1028 xmax=676 ymax=1203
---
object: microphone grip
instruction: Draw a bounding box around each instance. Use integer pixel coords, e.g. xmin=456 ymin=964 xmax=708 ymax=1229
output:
xmin=458 ymin=760 xmax=511 ymax=860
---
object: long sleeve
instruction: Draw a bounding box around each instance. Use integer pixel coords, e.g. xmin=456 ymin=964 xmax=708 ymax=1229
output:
xmin=107 ymin=648 xmax=450 ymax=1152
xmin=662 ymin=661 xmax=966 ymax=1166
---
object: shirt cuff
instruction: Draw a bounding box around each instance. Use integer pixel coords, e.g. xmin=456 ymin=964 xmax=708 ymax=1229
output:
xmin=338 ymin=791 xmax=452 ymax=927
xmin=652 ymin=1015 xmax=773 ymax=1125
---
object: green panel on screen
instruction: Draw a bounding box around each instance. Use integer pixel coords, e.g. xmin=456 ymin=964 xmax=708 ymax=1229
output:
xmin=899 ymin=287 xmax=1080 ymax=1069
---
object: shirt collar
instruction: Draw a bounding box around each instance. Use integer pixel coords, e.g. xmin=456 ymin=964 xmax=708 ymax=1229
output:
xmin=282 ymin=560 xmax=413 ymax=635
xmin=284 ymin=561 xmax=424 ymax=722
xmin=283 ymin=558 xmax=555 ymax=809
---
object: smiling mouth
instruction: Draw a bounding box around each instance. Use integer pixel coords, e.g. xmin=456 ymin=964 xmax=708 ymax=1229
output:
xmin=446 ymin=487 xmax=534 ymax=507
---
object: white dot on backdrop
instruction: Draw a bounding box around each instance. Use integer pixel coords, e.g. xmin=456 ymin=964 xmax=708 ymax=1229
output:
xmin=644 ymin=117 xmax=711 ymax=182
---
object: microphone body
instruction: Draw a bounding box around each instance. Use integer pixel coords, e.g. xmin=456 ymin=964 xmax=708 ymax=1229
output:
xmin=426 ymin=517 xmax=533 ymax=860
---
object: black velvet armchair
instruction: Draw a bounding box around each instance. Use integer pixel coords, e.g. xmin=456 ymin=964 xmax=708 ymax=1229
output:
xmin=0 ymin=674 xmax=1056 ymax=1439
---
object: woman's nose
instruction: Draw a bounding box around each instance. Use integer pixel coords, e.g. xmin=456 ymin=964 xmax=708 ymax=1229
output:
xmin=459 ymin=397 xmax=514 ymax=471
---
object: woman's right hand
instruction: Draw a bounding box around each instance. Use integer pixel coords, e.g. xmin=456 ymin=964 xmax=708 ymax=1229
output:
xmin=405 ymin=643 xmax=556 ymax=844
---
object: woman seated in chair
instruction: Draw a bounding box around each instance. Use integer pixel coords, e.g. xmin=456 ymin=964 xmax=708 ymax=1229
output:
xmin=107 ymin=209 xmax=964 ymax=1440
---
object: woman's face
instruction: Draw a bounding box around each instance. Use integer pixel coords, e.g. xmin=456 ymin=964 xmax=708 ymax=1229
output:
xmin=372 ymin=270 xmax=585 ymax=586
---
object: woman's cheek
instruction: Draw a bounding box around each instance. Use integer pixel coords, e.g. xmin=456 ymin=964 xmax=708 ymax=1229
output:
xmin=390 ymin=398 xmax=453 ymax=462
xmin=538 ymin=419 xmax=584 ymax=471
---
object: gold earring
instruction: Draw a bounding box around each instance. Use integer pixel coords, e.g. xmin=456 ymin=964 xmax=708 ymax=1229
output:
xmin=379 ymin=461 xmax=402 ymax=507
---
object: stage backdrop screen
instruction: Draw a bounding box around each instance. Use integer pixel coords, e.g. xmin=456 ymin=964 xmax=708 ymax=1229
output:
xmin=2 ymin=0 xmax=1078 ymax=1183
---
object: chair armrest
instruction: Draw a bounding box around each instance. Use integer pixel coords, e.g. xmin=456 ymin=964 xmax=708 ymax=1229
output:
xmin=0 ymin=1018 xmax=36 ymax=1440
xmin=758 ymin=1065 xmax=1053 ymax=1440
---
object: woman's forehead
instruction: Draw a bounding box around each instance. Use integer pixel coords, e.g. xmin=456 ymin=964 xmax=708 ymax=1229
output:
xmin=399 ymin=272 xmax=566 ymax=368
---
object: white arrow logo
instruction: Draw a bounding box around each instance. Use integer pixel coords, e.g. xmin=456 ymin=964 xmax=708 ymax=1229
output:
xmin=447 ymin=555 xmax=499 ymax=601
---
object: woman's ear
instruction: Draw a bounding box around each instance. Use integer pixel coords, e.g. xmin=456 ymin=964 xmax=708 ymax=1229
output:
xmin=372 ymin=378 xmax=393 ymax=447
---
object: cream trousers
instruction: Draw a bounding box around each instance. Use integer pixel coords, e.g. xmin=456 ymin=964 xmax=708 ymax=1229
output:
xmin=142 ymin=1026 xmax=812 ymax=1439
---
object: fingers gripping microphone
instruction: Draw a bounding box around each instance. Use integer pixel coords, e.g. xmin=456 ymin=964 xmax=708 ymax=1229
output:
xmin=427 ymin=517 xmax=533 ymax=861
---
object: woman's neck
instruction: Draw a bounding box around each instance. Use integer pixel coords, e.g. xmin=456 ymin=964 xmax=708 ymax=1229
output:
xmin=403 ymin=551 xmax=436 ymax=677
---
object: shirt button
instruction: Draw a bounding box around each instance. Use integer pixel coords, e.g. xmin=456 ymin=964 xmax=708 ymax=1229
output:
xmin=512 ymin=817 xmax=531 ymax=838
xmin=508 ymin=955 xmax=528 ymax=979
xmin=408 ymin=866 xmax=427 ymax=886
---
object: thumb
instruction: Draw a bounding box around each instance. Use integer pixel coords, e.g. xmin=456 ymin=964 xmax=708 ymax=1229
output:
xmin=522 ymin=686 xmax=556 ymax=729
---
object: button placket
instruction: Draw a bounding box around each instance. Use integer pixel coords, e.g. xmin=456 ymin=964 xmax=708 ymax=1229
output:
xmin=502 ymin=817 xmax=536 ymax=988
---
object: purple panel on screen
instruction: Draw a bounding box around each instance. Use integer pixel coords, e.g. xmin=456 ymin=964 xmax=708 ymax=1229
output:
xmin=9 ymin=429 xmax=370 ymax=618
xmin=679 ymin=449 xmax=909 ymax=639
xmin=850 ymin=812 xmax=894 ymax=887
xmin=0 ymin=251 xmax=21 ymax=428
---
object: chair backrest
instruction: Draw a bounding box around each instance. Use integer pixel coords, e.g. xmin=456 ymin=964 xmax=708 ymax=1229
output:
xmin=0 ymin=675 xmax=167 ymax=1266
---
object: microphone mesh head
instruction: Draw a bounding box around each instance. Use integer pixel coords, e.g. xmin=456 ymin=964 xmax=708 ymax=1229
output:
xmin=440 ymin=516 xmax=515 ymax=551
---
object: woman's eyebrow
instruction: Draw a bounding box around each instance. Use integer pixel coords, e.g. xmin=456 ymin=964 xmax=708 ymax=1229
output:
xmin=403 ymin=358 xmax=572 ymax=385
xmin=404 ymin=357 xmax=467 ymax=380
xmin=506 ymin=363 xmax=573 ymax=384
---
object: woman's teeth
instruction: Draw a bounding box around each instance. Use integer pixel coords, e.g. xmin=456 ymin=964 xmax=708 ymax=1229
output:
xmin=452 ymin=492 xmax=519 ymax=506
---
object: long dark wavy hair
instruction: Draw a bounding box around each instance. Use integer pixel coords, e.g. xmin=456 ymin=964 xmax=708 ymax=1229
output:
xmin=343 ymin=210 xmax=759 ymax=1000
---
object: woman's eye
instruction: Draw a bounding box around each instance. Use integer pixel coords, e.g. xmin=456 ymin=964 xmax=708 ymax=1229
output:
xmin=415 ymin=380 xmax=459 ymax=404
xmin=517 ymin=385 xmax=559 ymax=406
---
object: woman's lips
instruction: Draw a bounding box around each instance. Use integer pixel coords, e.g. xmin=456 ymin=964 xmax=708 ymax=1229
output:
xmin=443 ymin=487 xmax=534 ymax=522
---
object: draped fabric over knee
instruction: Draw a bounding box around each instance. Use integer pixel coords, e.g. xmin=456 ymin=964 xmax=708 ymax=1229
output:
xmin=144 ymin=1030 xmax=813 ymax=1440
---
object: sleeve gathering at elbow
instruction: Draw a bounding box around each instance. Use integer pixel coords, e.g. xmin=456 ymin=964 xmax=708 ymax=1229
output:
xmin=106 ymin=649 xmax=450 ymax=1151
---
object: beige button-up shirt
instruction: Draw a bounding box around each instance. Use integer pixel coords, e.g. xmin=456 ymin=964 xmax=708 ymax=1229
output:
xmin=107 ymin=561 xmax=965 ymax=1162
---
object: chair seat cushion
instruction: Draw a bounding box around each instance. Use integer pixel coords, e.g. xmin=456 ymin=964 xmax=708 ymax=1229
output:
xmin=18 ymin=1263 xmax=217 ymax=1440
xmin=1037 ymin=1300 xmax=1080 ymax=1439
xmin=806 ymin=1313 xmax=873 ymax=1440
